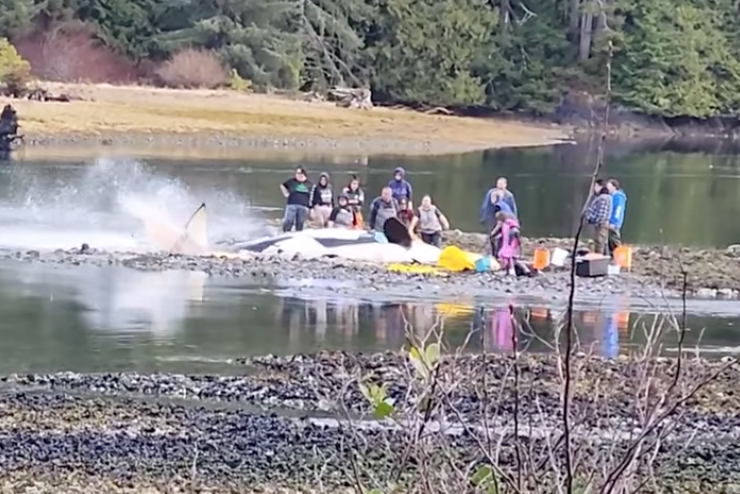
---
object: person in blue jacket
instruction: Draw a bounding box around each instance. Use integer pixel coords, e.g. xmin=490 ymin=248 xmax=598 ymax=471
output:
xmin=479 ymin=177 xmax=518 ymax=231
xmin=388 ymin=167 xmax=413 ymax=204
xmin=606 ymin=178 xmax=627 ymax=255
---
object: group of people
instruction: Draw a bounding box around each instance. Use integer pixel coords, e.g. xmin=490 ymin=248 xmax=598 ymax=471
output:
xmin=583 ymin=178 xmax=628 ymax=256
xmin=279 ymin=166 xmax=450 ymax=247
xmin=279 ymin=165 xmax=628 ymax=268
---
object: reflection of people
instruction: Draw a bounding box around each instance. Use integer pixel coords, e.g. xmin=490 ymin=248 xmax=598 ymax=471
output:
xmin=383 ymin=304 xmax=405 ymax=344
xmin=276 ymin=297 xmax=304 ymax=350
xmin=311 ymin=298 xmax=328 ymax=341
xmin=603 ymin=312 xmax=619 ymax=358
xmin=493 ymin=308 xmax=514 ymax=351
xmin=479 ymin=307 xmax=516 ymax=352
xmin=414 ymin=303 xmax=436 ymax=335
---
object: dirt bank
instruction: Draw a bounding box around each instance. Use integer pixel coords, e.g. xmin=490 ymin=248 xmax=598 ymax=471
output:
xmin=9 ymin=83 xmax=570 ymax=156
xmin=1 ymin=352 xmax=738 ymax=492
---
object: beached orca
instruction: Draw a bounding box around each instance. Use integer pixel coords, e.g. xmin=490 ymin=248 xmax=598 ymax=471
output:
xmin=131 ymin=202 xmax=442 ymax=264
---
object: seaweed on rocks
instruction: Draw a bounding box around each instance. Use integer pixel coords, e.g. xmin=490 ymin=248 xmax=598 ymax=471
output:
xmin=4 ymin=353 xmax=739 ymax=429
xmin=0 ymin=386 xmax=739 ymax=493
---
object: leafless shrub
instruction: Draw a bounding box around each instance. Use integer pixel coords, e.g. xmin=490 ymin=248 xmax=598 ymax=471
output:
xmin=154 ymin=49 xmax=228 ymax=89
xmin=14 ymin=29 xmax=137 ymax=84
xmin=300 ymin=39 xmax=738 ymax=494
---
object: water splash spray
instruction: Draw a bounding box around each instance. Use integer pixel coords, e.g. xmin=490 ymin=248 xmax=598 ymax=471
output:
xmin=0 ymin=157 xmax=271 ymax=251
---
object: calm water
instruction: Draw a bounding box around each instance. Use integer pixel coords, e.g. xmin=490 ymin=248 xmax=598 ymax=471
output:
xmin=1 ymin=142 xmax=740 ymax=375
xmin=4 ymin=140 xmax=740 ymax=247
xmin=0 ymin=260 xmax=738 ymax=375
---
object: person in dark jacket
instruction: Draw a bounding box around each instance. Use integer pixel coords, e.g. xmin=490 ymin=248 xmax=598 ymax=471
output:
xmin=368 ymin=186 xmax=399 ymax=231
xmin=327 ymin=193 xmax=356 ymax=228
xmin=480 ymin=177 xmax=518 ymax=231
xmin=388 ymin=167 xmax=413 ymax=205
xmin=584 ymin=179 xmax=613 ymax=255
xmin=310 ymin=172 xmax=334 ymax=227
xmin=279 ymin=167 xmax=312 ymax=232
xmin=342 ymin=175 xmax=365 ymax=213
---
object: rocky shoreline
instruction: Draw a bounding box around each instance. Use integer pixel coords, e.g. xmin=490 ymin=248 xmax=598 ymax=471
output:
xmin=2 ymin=232 xmax=740 ymax=304
xmin=1 ymin=352 xmax=739 ymax=493
xmin=4 ymin=352 xmax=738 ymax=423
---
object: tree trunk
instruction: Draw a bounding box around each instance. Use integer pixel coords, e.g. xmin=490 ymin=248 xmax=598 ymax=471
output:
xmin=500 ymin=0 xmax=511 ymax=30
xmin=578 ymin=9 xmax=594 ymax=61
xmin=569 ymin=0 xmax=581 ymax=36
xmin=595 ymin=0 xmax=609 ymax=37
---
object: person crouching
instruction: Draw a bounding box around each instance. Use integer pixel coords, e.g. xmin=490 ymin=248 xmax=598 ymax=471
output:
xmin=327 ymin=194 xmax=356 ymax=228
xmin=410 ymin=194 xmax=449 ymax=248
xmin=490 ymin=211 xmax=521 ymax=274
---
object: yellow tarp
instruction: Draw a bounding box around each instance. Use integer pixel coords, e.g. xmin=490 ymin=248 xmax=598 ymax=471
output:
xmin=437 ymin=246 xmax=484 ymax=272
xmin=388 ymin=246 xmax=500 ymax=275
xmin=387 ymin=263 xmax=449 ymax=276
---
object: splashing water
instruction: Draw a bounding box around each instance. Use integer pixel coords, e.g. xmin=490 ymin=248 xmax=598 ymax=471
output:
xmin=0 ymin=157 xmax=271 ymax=252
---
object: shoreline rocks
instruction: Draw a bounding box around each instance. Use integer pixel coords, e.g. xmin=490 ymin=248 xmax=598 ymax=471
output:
xmin=3 ymin=233 xmax=740 ymax=304
xmin=4 ymin=352 xmax=738 ymax=425
xmin=1 ymin=351 xmax=740 ymax=492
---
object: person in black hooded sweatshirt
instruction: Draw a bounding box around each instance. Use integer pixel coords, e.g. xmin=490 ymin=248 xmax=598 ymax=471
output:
xmin=310 ymin=172 xmax=334 ymax=227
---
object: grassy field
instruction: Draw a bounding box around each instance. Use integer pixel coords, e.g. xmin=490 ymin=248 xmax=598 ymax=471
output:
xmin=10 ymin=82 xmax=571 ymax=155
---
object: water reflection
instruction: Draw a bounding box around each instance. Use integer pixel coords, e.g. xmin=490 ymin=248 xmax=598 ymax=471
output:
xmin=0 ymin=261 xmax=738 ymax=374
xmin=4 ymin=263 xmax=208 ymax=334
xmin=276 ymin=294 xmax=636 ymax=357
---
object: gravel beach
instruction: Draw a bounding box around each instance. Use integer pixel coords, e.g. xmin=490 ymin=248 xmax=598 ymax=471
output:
xmin=2 ymin=231 xmax=740 ymax=305
xmin=2 ymin=352 xmax=739 ymax=493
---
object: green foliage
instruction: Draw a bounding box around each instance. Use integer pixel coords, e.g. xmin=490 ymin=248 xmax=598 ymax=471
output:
xmin=364 ymin=0 xmax=494 ymax=106
xmin=613 ymin=0 xmax=740 ymax=117
xmin=408 ymin=341 xmax=440 ymax=380
xmin=0 ymin=38 xmax=31 ymax=93
xmin=227 ymin=68 xmax=251 ymax=92
xmin=471 ymin=464 xmax=499 ymax=494
xmin=4 ymin=0 xmax=740 ymax=118
xmin=359 ymin=381 xmax=393 ymax=419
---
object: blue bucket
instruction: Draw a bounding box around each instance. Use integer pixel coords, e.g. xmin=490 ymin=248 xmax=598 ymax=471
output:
xmin=475 ymin=256 xmax=492 ymax=273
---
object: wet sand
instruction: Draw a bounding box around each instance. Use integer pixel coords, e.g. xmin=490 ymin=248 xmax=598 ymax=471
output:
xmin=2 ymin=352 xmax=738 ymax=493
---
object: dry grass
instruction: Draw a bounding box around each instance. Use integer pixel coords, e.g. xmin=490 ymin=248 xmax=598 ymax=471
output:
xmin=11 ymin=82 xmax=570 ymax=154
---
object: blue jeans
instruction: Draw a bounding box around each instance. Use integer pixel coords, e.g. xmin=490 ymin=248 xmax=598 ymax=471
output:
xmin=282 ymin=204 xmax=309 ymax=232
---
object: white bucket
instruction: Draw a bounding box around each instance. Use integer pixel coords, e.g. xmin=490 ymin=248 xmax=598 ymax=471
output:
xmin=551 ymin=247 xmax=569 ymax=267
xmin=608 ymin=264 xmax=621 ymax=275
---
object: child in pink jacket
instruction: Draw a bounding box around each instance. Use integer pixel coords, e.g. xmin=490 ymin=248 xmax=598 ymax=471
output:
xmin=490 ymin=211 xmax=521 ymax=274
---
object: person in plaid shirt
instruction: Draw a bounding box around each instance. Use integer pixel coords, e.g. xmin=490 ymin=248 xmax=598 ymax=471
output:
xmin=584 ymin=179 xmax=613 ymax=255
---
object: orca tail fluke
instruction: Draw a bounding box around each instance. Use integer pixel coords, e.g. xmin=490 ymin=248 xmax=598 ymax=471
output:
xmin=174 ymin=202 xmax=208 ymax=254
xmin=135 ymin=202 xmax=209 ymax=255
